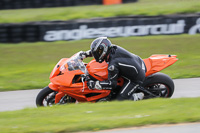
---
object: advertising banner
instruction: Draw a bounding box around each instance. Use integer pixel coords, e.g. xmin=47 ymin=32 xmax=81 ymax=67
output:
xmin=42 ymin=14 xmax=200 ymax=42
xmin=0 ymin=14 xmax=200 ymax=43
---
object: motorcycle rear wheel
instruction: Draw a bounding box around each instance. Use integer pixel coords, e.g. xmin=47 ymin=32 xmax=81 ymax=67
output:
xmin=143 ymin=72 xmax=174 ymax=98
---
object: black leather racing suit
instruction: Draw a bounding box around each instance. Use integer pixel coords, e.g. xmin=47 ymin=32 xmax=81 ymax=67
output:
xmin=86 ymin=45 xmax=146 ymax=100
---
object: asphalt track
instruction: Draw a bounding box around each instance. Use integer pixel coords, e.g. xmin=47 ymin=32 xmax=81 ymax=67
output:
xmin=0 ymin=78 xmax=200 ymax=112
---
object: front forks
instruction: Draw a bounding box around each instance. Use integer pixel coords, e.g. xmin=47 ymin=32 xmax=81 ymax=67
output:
xmin=54 ymin=91 xmax=65 ymax=104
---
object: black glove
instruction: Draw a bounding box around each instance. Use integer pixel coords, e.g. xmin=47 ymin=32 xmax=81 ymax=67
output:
xmin=87 ymin=80 xmax=95 ymax=90
xmin=81 ymin=75 xmax=90 ymax=82
xmin=79 ymin=51 xmax=87 ymax=60
xmin=79 ymin=50 xmax=92 ymax=60
xmin=87 ymin=80 xmax=102 ymax=90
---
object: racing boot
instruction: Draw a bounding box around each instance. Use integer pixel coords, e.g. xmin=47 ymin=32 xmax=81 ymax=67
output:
xmin=131 ymin=92 xmax=144 ymax=101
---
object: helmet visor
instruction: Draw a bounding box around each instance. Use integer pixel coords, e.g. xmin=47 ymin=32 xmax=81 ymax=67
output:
xmin=92 ymin=46 xmax=103 ymax=62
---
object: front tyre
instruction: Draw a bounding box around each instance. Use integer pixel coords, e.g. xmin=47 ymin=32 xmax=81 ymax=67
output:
xmin=36 ymin=86 xmax=56 ymax=107
xmin=143 ymin=72 xmax=174 ymax=98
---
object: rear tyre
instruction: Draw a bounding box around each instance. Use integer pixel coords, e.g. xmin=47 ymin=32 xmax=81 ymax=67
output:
xmin=143 ymin=72 xmax=174 ymax=98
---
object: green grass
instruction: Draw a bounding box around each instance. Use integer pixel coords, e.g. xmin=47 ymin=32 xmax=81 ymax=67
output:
xmin=0 ymin=97 xmax=200 ymax=133
xmin=0 ymin=34 xmax=200 ymax=91
xmin=0 ymin=0 xmax=200 ymax=23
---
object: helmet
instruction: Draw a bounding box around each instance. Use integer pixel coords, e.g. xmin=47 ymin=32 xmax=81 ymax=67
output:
xmin=90 ymin=37 xmax=112 ymax=63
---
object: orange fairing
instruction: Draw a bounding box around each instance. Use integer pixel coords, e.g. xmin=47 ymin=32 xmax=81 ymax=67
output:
xmin=86 ymin=59 xmax=108 ymax=81
xmin=49 ymin=57 xmax=84 ymax=86
xmin=50 ymin=58 xmax=68 ymax=79
xmin=143 ymin=55 xmax=178 ymax=76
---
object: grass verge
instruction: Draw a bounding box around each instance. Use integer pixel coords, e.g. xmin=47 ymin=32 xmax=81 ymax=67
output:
xmin=0 ymin=0 xmax=200 ymax=23
xmin=0 ymin=34 xmax=200 ymax=91
xmin=0 ymin=97 xmax=200 ymax=133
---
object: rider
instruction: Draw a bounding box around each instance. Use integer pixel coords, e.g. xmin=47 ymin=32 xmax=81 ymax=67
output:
xmin=80 ymin=37 xmax=146 ymax=101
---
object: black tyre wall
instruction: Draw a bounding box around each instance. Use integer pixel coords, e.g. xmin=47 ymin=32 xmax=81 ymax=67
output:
xmin=0 ymin=0 xmax=103 ymax=10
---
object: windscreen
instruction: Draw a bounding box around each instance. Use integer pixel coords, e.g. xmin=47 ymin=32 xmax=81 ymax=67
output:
xmin=66 ymin=52 xmax=88 ymax=74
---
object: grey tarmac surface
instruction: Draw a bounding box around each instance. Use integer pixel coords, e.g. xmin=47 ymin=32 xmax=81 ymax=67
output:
xmin=0 ymin=78 xmax=200 ymax=112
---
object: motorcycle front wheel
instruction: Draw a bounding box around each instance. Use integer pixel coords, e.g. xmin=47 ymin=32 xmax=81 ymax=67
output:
xmin=36 ymin=86 xmax=75 ymax=107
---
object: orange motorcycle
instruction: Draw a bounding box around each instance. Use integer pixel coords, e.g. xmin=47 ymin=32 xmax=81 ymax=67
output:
xmin=36 ymin=52 xmax=178 ymax=106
